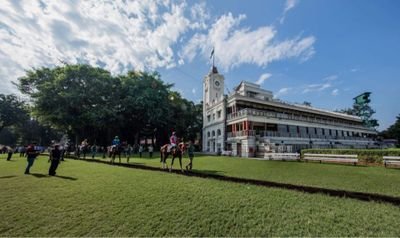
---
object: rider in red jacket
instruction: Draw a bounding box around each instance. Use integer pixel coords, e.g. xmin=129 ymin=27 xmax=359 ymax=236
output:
xmin=168 ymin=132 xmax=177 ymax=152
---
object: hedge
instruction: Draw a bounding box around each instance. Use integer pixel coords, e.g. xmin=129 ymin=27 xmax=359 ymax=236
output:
xmin=300 ymin=148 xmax=400 ymax=164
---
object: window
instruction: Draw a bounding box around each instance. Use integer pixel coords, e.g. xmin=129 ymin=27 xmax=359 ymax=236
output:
xmin=212 ymin=131 xmax=215 ymax=137
xmin=213 ymin=114 xmax=215 ymax=120
xmin=207 ymin=132 xmax=210 ymax=138
xmin=217 ymin=129 xmax=221 ymax=136
xmin=246 ymin=91 xmax=257 ymax=98
xmin=207 ymin=115 xmax=211 ymax=122
xmin=217 ymin=110 xmax=221 ymax=118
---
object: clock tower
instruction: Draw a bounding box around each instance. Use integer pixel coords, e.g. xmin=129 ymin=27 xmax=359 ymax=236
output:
xmin=203 ymin=66 xmax=224 ymax=108
xmin=202 ymin=66 xmax=226 ymax=153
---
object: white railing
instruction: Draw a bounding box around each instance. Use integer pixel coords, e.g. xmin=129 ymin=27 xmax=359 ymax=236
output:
xmin=227 ymin=130 xmax=256 ymax=138
xmin=227 ymin=130 xmax=374 ymax=141
xmin=227 ymin=108 xmax=374 ymax=132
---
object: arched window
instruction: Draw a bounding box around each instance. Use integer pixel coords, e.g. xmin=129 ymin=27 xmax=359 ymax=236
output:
xmin=207 ymin=131 xmax=210 ymax=138
xmin=217 ymin=129 xmax=221 ymax=136
xmin=212 ymin=131 xmax=215 ymax=137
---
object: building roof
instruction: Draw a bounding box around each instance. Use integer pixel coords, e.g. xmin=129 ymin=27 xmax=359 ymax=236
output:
xmin=229 ymin=81 xmax=362 ymax=122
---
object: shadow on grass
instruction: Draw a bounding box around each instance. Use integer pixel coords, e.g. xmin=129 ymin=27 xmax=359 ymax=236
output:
xmin=191 ymin=169 xmax=225 ymax=175
xmin=55 ymin=175 xmax=78 ymax=180
xmin=30 ymin=173 xmax=48 ymax=178
xmin=30 ymin=173 xmax=77 ymax=181
xmin=126 ymin=162 xmax=146 ymax=165
xmin=0 ymin=175 xmax=17 ymax=179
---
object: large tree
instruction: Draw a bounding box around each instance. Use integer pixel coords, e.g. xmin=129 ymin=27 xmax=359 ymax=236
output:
xmin=0 ymin=94 xmax=29 ymax=133
xmin=16 ymin=64 xmax=203 ymax=147
xmin=17 ymin=64 xmax=119 ymax=144
xmin=118 ymin=71 xmax=172 ymax=144
xmin=336 ymin=92 xmax=379 ymax=128
xmin=380 ymin=114 xmax=400 ymax=145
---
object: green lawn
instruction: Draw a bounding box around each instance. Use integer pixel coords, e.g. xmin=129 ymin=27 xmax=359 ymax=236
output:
xmin=1 ymin=154 xmax=400 ymax=236
xmin=90 ymin=152 xmax=400 ymax=197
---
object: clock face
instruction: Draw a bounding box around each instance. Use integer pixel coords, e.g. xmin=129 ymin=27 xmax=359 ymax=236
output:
xmin=214 ymin=80 xmax=220 ymax=87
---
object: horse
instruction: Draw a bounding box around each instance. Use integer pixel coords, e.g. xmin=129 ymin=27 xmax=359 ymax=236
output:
xmin=160 ymin=142 xmax=186 ymax=172
xmin=109 ymin=144 xmax=124 ymax=164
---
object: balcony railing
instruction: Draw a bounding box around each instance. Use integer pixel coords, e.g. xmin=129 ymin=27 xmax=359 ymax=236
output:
xmin=227 ymin=130 xmax=374 ymax=141
xmin=227 ymin=108 xmax=373 ymax=132
xmin=227 ymin=130 xmax=256 ymax=137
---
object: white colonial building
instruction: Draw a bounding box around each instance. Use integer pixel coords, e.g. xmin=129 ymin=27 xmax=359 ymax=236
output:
xmin=202 ymin=66 xmax=377 ymax=157
xmin=202 ymin=66 xmax=226 ymax=153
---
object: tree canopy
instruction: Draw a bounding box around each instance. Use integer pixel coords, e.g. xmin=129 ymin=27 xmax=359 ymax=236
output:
xmin=16 ymin=64 xmax=202 ymax=147
xmin=335 ymin=93 xmax=379 ymax=129
xmin=380 ymin=114 xmax=400 ymax=146
xmin=0 ymin=94 xmax=28 ymax=133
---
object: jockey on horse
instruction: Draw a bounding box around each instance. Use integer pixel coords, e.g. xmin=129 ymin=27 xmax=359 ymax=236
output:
xmin=110 ymin=136 xmax=122 ymax=164
xmin=168 ymin=132 xmax=177 ymax=153
xmin=160 ymin=131 xmax=185 ymax=172
xmin=112 ymin=136 xmax=120 ymax=147
xmin=79 ymin=139 xmax=89 ymax=159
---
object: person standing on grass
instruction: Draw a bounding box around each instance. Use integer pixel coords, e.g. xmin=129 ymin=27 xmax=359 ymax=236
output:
xmin=126 ymin=144 xmax=132 ymax=161
xmin=148 ymin=144 xmax=153 ymax=158
xmin=185 ymin=141 xmax=195 ymax=171
xmin=139 ymin=144 xmax=143 ymax=158
xmin=49 ymin=144 xmax=61 ymax=176
xmin=102 ymin=146 xmax=106 ymax=159
xmin=19 ymin=146 xmax=26 ymax=157
xmin=25 ymin=143 xmax=40 ymax=174
xmin=91 ymin=144 xmax=97 ymax=159
xmin=6 ymin=147 xmax=13 ymax=161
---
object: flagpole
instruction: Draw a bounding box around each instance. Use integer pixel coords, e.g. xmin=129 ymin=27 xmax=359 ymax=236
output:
xmin=210 ymin=47 xmax=215 ymax=68
xmin=213 ymin=52 xmax=215 ymax=68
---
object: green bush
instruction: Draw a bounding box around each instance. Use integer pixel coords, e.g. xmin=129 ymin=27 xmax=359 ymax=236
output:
xmin=300 ymin=148 xmax=400 ymax=164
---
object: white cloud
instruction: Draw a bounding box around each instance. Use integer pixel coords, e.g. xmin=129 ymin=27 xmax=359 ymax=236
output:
xmin=192 ymin=88 xmax=196 ymax=94
xmin=274 ymin=87 xmax=291 ymax=98
xmin=280 ymin=0 xmax=299 ymax=24
xmin=181 ymin=12 xmax=315 ymax=71
xmin=331 ymin=88 xmax=339 ymax=96
xmin=0 ymin=0 xmax=209 ymax=94
xmin=302 ymin=83 xmax=331 ymax=93
xmin=350 ymin=68 xmax=359 ymax=72
xmin=323 ymin=75 xmax=338 ymax=81
xmin=255 ymin=73 xmax=272 ymax=85
xmin=284 ymin=0 xmax=299 ymax=12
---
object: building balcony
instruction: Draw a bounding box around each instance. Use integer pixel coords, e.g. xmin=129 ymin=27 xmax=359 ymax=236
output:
xmin=227 ymin=108 xmax=374 ymax=132
xmin=227 ymin=130 xmax=374 ymax=142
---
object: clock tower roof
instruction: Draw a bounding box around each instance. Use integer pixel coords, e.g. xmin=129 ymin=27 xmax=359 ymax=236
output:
xmin=208 ymin=66 xmax=219 ymax=75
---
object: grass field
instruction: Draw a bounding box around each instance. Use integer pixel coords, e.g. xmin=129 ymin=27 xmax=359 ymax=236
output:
xmin=87 ymin=152 xmax=400 ymax=197
xmin=1 ymin=154 xmax=400 ymax=236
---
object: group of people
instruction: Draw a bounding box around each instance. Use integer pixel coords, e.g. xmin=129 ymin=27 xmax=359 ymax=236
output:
xmin=107 ymin=136 xmax=154 ymax=158
xmin=2 ymin=131 xmax=196 ymax=176
xmin=108 ymin=132 xmax=195 ymax=169
xmin=23 ymin=143 xmax=62 ymax=176
xmin=69 ymin=137 xmax=157 ymax=160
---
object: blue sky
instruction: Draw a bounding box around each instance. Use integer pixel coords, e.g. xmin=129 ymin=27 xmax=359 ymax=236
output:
xmin=0 ymin=0 xmax=399 ymax=130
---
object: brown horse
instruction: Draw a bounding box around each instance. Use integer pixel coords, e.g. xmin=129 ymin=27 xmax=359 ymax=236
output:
xmin=109 ymin=145 xmax=124 ymax=164
xmin=160 ymin=142 xmax=186 ymax=172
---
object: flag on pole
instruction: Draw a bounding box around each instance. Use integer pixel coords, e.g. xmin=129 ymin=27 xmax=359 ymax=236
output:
xmin=210 ymin=47 xmax=214 ymax=59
